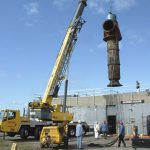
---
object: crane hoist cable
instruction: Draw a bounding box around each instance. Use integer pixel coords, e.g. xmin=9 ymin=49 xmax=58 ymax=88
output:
xmin=109 ymin=0 xmax=112 ymax=13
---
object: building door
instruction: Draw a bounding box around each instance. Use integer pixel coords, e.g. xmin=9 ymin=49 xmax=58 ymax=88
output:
xmin=147 ymin=115 xmax=150 ymax=136
xmin=107 ymin=115 xmax=116 ymax=134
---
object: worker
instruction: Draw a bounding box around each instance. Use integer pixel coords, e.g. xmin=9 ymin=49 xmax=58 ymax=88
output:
xmin=100 ymin=121 xmax=108 ymax=139
xmin=76 ymin=120 xmax=83 ymax=149
xmin=118 ymin=121 xmax=126 ymax=147
xmin=94 ymin=122 xmax=100 ymax=139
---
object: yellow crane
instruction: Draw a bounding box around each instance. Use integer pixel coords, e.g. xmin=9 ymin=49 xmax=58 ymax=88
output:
xmin=0 ymin=0 xmax=123 ymax=148
xmin=0 ymin=1 xmax=87 ymax=146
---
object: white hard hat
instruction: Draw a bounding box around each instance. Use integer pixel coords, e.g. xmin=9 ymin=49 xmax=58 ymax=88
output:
xmin=78 ymin=120 xmax=81 ymax=123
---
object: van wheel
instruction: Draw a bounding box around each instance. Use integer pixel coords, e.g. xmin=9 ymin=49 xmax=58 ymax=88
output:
xmin=20 ymin=127 xmax=29 ymax=140
xmin=69 ymin=129 xmax=75 ymax=137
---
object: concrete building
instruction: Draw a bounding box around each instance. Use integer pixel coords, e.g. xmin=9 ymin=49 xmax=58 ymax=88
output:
xmin=53 ymin=89 xmax=150 ymax=135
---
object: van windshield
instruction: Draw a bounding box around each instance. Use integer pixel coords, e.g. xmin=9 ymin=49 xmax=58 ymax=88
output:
xmin=0 ymin=111 xmax=4 ymax=121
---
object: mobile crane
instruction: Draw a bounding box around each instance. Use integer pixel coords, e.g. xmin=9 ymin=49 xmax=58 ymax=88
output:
xmin=0 ymin=0 xmax=87 ymax=146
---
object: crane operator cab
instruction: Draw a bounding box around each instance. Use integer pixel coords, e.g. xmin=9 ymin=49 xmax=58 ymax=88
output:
xmin=28 ymin=102 xmax=73 ymax=122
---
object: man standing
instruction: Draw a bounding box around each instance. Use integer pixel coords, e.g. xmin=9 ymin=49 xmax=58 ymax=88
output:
xmin=94 ymin=122 xmax=100 ymax=139
xmin=76 ymin=120 xmax=83 ymax=149
xmin=118 ymin=121 xmax=126 ymax=147
xmin=100 ymin=121 xmax=108 ymax=139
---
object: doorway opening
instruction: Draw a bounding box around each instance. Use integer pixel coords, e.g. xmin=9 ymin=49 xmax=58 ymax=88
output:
xmin=107 ymin=115 xmax=116 ymax=134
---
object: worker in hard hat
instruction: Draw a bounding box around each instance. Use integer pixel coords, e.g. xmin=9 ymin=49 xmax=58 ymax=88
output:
xmin=118 ymin=121 xmax=126 ymax=147
xmin=100 ymin=121 xmax=108 ymax=139
xmin=76 ymin=120 xmax=83 ymax=149
xmin=94 ymin=122 xmax=100 ymax=139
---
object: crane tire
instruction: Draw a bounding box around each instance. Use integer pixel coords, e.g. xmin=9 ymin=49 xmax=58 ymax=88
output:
xmin=20 ymin=127 xmax=29 ymax=140
xmin=34 ymin=127 xmax=42 ymax=140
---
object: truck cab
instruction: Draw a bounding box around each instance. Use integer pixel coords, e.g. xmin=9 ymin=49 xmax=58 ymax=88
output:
xmin=0 ymin=109 xmax=28 ymax=137
xmin=0 ymin=110 xmax=20 ymax=134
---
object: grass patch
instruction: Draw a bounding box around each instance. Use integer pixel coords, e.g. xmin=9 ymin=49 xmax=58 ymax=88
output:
xmin=17 ymin=143 xmax=41 ymax=150
xmin=0 ymin=139 xmax=13 ymax=150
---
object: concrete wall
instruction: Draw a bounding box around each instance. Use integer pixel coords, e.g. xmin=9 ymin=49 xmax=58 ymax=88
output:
xmin=53 ymin=91 xmax=150 ymax=134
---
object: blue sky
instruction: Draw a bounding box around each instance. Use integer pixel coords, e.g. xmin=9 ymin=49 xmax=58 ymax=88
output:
xmin=0 ymin=0 xmax=150 ymax=110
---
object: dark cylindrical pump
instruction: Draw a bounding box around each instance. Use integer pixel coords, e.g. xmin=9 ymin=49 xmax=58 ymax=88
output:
xmin=103 ymin=12 xmax=122 ymax=87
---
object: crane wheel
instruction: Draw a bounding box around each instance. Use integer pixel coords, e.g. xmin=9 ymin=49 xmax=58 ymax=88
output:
xmin=20 ymin=127 xmax=29 ymax=140
xmin=34 ymin=127 xmax=42 ymax=140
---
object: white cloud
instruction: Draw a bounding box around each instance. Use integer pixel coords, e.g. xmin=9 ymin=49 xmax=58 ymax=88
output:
xmin=23 ymin=2 xmax=39 ymax=16
xmin=88 ymin=0 xmax=105 ymax=14
xmin=125 ymin=30 xmax=144 ymax=44
xmin=21 ymin=2 xmax=39 ymax=27
xmin=52 ymin=0 xmax=71 ymax=10
xmin=113 ymin=0 xmax=136 ymax=11
xmin=88 ymin=0 xmax=137 ymax=14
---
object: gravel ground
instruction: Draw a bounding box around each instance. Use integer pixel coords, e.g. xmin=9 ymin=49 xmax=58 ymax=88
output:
xmin=0 ymin=132 xmax=149 ymax=150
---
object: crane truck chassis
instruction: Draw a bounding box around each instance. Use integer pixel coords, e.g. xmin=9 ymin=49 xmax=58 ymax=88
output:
xmin=0 ymin=109 xmax=72 ymax=140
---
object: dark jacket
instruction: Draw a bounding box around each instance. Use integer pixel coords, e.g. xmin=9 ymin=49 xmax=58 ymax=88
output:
xmin=119 ymin=124 xmax=125 ymax=136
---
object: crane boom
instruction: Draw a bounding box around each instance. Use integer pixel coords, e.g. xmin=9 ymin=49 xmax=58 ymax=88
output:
xmin=28 ymin=0 xmax=87 ymax=122
xmin=0 ymin=0 xmax=88 ymax=142
xmin=42 ymin=0 xmax=87 ymax=105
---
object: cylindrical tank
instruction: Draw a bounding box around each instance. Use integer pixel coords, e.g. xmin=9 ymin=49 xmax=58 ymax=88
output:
xmin=103 ymin=12 xmax=122 ymax=87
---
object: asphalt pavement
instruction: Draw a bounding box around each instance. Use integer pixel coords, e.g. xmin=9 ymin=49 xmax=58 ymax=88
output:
xmin=0 ymin=132 xmax=149 ymax=150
